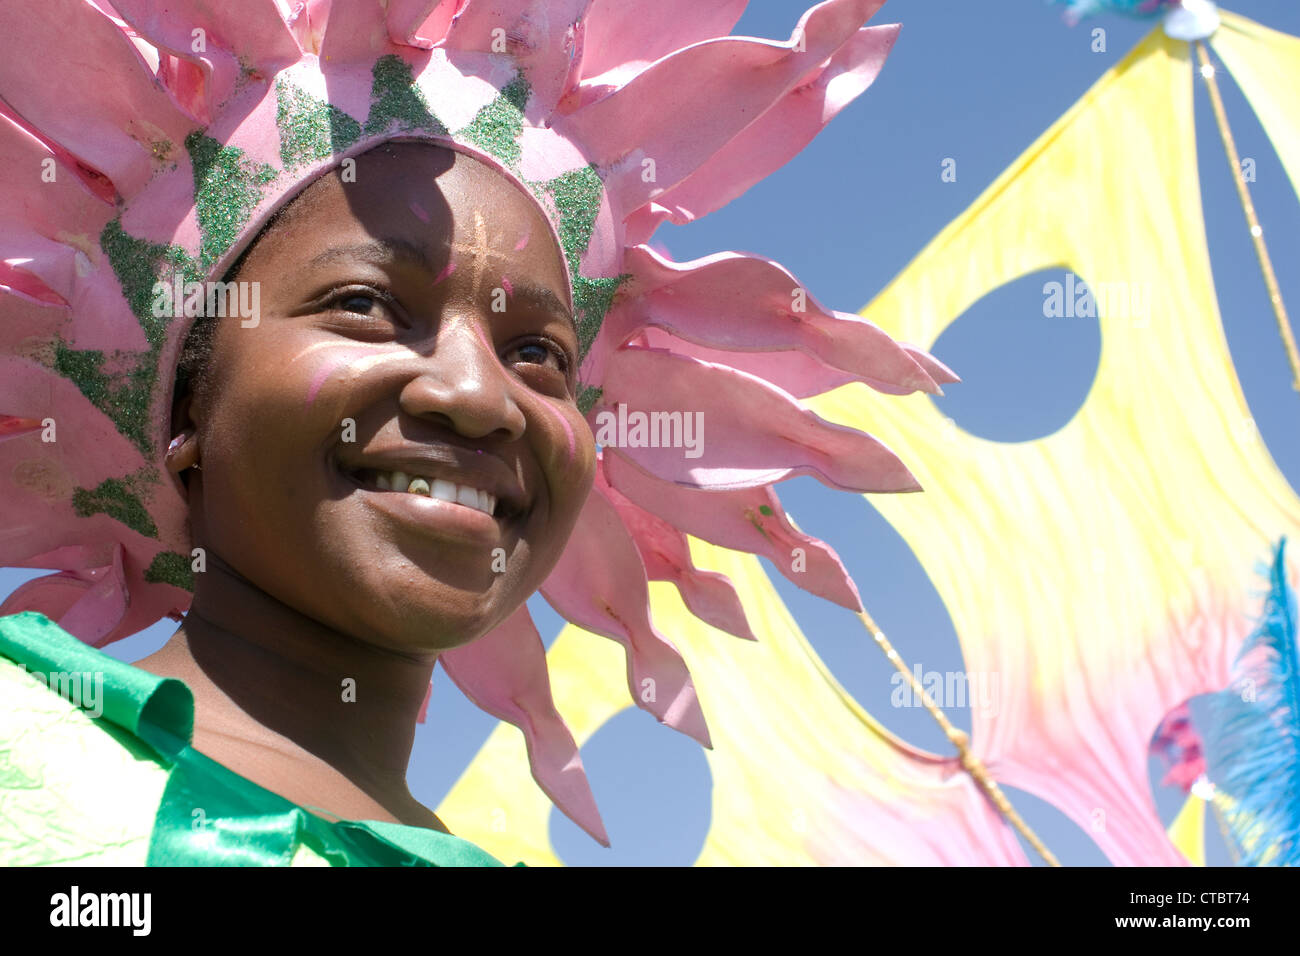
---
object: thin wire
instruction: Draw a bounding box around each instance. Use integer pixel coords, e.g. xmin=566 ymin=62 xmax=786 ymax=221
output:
xmin=856 ymin=608 xmax=1062 ymax=867
xmin=1195 ymin=40 xmax=1300 ymax=392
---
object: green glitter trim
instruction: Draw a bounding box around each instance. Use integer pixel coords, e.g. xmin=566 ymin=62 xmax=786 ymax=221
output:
xmin=275 ymin=80 xmax=363 ymax=169
xmin=69 ymin=220 xmax=205 ymax=454
xmin=573 ymin=274 xmax=629 ymax=357
xmin=185 ymin=131 xmax=278 ymax=270
xmin=535 ymin=165 xmax=603 ymax=277
xmin=144 ymin=551 xmax=195 ymax=591
xmin=576 ymin=385 xmax=603 ymax=416
xmin=72 ymin=478 xmax=158 ymax=539
xmin=100 ymin=220 xmax=200 ymax=350
xmin=53 ymin=344 xmax=157 ymax=455
xmin=364 ymin=55 xmax=447 ymax=138
xmin=525 ymin=165 xmax=626 ymax=359
xmin=758 ymin=504 xmax=774 ymax=516
xmin=458 ymin=73 xmax=530 ymax=168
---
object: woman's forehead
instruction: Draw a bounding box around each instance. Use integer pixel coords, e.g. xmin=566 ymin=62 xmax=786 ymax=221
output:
xmin=273 ymin=146 xmax=557 ymax=262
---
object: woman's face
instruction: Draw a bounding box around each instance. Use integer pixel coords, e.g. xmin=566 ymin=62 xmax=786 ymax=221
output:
xmin=182 ymin=142 xmax=596 ymax=652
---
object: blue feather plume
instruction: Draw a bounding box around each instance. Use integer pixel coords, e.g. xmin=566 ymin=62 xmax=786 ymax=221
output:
xmin=1047 ymin=0 xmax=1172 ymax=25
xmin=1203 ymin=537 xmax=1300 ymax=866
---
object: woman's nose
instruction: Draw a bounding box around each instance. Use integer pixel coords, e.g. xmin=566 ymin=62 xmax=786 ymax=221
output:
xmin=398 ymin=317 xmax=526 ymax=441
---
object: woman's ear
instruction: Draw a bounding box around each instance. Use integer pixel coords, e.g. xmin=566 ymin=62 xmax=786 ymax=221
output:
xmin=166 ymin=391 xmax=201 ymax=476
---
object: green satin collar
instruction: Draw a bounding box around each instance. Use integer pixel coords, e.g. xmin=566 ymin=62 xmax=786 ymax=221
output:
xmin=0 ymin=612 xmax=520 ymax=867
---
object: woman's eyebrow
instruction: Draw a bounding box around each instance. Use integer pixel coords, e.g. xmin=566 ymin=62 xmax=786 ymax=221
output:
xmin=306 ymin=237 xmax=433 ymax=271
xmin=507 ymin=281 xmax=577 ymax=338
xmin=305 ymin=237 xmax=576 ymax=337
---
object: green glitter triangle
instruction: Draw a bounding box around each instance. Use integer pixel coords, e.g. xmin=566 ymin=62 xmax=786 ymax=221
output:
xmin=576 ymin=385 xmax=603 ymax=416
xmin=54 ymin=221 xmax=204 ymax=455
xmin=72 ymin=476 xmax=158 ymax=539
xmin=365 ymin=55 xmax=448 ymax=137
xmin=524 ymin=165 xmax=628 ymax=359
xmin=457 ymin=73 xmax=530 ymax=168
xmin=145 ymin=551 xmax=196 ymax=591
xmin=185 ymin=132 xmax=278 ymax=271
xmin=276 ymin=80 xmax=363 ymax=169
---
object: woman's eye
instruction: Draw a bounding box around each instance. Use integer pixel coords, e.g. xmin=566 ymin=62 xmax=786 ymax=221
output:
xmin=320 ymin=288 xmax=407 ymax=334
xmin=505 ymin=339 xmax=570 ymax=373
xmin=338 ymin=293 xmax=380 ymax=314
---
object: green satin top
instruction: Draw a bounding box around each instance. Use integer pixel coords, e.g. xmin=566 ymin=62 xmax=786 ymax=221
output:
xmin=0 ymin=612 xmax=524 ymax=867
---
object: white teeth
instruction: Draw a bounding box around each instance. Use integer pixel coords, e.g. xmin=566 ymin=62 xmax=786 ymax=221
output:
xmin=370 ymin=470 xmax=499 ymax=516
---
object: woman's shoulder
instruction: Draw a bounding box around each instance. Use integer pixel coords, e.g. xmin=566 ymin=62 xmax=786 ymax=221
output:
xmin=0 ymin=612 xmax=172 ymax=865
xmin=0 ymin=612 xmax=520 ymax=867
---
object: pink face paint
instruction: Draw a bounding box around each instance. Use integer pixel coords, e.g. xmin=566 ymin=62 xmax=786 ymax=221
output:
xmin=409 ymin=201 xmax=430 ymax=223
xmin=537 ymin=394 xmax=577 ymax=464
xmin=432 ymin=261 xmax=456 ymax=285
xmin=456 ymin=318 xmax=578 ymax=465
xmin=306 ymin=357 xmax=347 ymax=406
xmin=500 ymin=276 xmax=513 ymax=295
xmin=514 ymin=229 xmax=530 ymax=251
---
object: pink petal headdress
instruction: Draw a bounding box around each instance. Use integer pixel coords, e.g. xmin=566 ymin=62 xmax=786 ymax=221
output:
xmin=0 ymin=0 xmax=957 ymax=846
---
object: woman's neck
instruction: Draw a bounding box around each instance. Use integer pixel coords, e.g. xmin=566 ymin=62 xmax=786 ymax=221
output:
xmin=135 ymin=555 xmax=444 ymax=829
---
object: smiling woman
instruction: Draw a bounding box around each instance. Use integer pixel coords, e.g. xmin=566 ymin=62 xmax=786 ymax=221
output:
xmin=0 ymin=0 xmax=951 ymax=866
xmin=134 ymin=142 xmax=598 ymax=839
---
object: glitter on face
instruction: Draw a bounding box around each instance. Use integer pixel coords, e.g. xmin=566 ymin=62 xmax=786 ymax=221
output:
xmin=432 ymin=262 xmax=456 ymax=285
xmin=514 ymin=230 xmax=530 ymax=251
xmin=500 ymin=276 xmax=513 ymax=295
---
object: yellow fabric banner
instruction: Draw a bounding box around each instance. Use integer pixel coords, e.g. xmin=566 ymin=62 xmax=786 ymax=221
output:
xmin=442 ymin=19 xmax=1300 ymax=865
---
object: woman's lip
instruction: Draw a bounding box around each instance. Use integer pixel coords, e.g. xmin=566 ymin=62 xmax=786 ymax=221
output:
xmin=343 ymin=472 xmax=509 ymax=545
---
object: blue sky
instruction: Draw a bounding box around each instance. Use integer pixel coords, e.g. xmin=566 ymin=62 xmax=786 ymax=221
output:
xmin=4 ymin=0 xmax=1298 ymax=866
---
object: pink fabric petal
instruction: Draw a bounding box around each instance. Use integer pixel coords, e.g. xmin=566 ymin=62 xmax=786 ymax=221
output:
xmin=442 ymin=0 xmax=592 ymax=118
xmin=605 ymin=450 xmax=863 ymax=611
xmin=110 ymin=0 xmax=303 ymax=122
xmin=623 ymin=202 xmax=672 ymax=247
xmin=541 ymin=484 xmax=712 ymax=748
xmin=0 ymin=114 xmax=114 ymax=240
xmin=598 ymin=468 xmax=755 ymax=641
xmin=641 ymin=24 xmax=898 ymax=225
xmin=901 ymin=343 xmax=960 ymax=385
xmin=0 ymin=416 xmax=45 ymax=441
xmin=0 ymin=544 xmax=127 ymax=645
xmin=439 ymin=604 xmax=610 ymax=846
xmin=0 ymin=294 xmax=70 ymax=369
xmin=558 ymin=0 xmax=886 ymax=214
xmin=316 ymin=0 xmax=406 ymax=65
xmin=114 ymin=0 xmax=302 ymax=74
xmin=0 ymin=104 xmax=117 ymax=204
xmin=0 ymin=237 xmax=147 ymax=354
xmin=387 ymin=0 xmax=462 ymax=48
xmin=0 ymin=0 xmax=197 ymax=198
xmin=595 ymin=347 xmax=921 ymax=493
xmin=574 ymin=0 xmax=747 ymax=90
xmin=637 ymin=326 xmax=857 ymax=399
xmin=0 ymin=259 xmax=67 ymax=308
xmin=599 ymin=245 xmax=941 ymax=396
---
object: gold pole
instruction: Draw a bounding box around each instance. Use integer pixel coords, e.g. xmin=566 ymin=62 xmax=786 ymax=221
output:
xmin=1195 ymin=41 xmax=1300 ymax=391
xmin=856 ymin=609 xmax=1062 ymax=866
